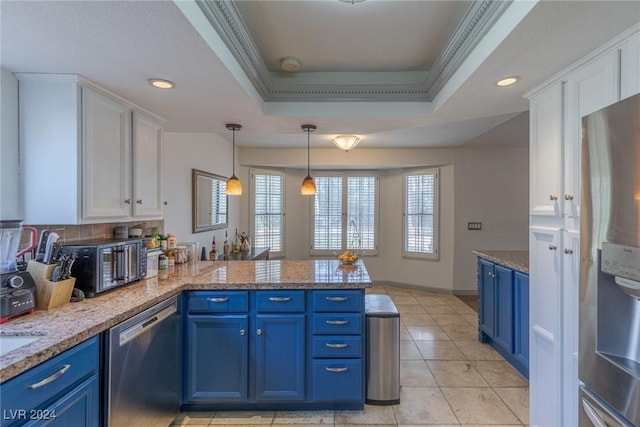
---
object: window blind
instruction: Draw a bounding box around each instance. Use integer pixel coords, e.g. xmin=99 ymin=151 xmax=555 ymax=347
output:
xmin=347 ymin=176 xmax=376 ymax=250
xmin=212 ymin=179 xmax=227 ymax=225
xmin=404 ymin=170 xmax=438 ymax=257
xmin=313 ymin=176 xmax=343 ymax=250
xmin=253 ymin=172 xmax=284 ymax=253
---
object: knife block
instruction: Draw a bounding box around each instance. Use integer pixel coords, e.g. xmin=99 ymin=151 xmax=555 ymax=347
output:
xmin=26 ymin=260 xmax=75 ymax=310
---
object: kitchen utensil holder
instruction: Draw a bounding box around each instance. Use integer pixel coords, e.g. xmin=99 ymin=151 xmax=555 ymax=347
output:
xmin=27 ymin=260 xmax=76 ymax=310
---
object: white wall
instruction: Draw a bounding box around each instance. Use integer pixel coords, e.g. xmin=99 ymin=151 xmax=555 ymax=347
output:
xmin=453 ymin=147 xmax=530 ymax=292
xmin=163 ymin=132 xmax=239 ymax=258
xmin=237 ymin=146 xmax=528 ymax=292
xmin=0 ymin=68 xmax=21 ymax=220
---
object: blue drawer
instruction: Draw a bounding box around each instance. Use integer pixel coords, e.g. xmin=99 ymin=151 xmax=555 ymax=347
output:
xmin=312 ymin=290 xmax=363 ymax=312
xmin=312 ymin=335 xmax=362 ymax=358
xmin=312 ymin=359 xmax=363 ymax=402
xmin=312 ymin=313 xmax=362 ymax=335
xmin=256 ymin=290 xmax=305 ymax=312
xmin=188 ymin=291 xmax=249 ymax=313
xmin=1 ymin=337 xmax=98 ymax=422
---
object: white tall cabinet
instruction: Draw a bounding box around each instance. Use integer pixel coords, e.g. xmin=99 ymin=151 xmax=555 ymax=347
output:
xmin=18 ymin=74 xmax=165 ymax=224
xmin=527 ymin=25 xmax=639 ymax=427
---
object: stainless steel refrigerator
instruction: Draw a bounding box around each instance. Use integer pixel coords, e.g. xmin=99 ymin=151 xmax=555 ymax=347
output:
xmin=580 ymin=92 xmax=640 ymax=426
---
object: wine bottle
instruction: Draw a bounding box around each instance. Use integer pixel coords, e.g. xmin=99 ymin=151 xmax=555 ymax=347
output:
xmin=223 ymin=231 xmax=230 ymax=255
xmin=209 ymin=236 xmax=217 ymax=261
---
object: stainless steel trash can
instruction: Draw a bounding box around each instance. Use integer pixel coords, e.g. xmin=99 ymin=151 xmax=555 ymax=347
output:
xmin=365 ymin=294 xmax=400 ymax=405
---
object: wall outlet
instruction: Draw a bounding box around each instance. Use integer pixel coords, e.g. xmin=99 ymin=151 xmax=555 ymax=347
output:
xmin=468 ymin=222 xmax=482 ymax=230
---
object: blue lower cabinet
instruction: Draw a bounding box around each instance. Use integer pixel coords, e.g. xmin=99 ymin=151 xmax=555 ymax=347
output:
xmin=478 ymin=259 xmax=495 ymax=339
xmin=0 ymin=337 xmax=99 ymax=427
xmin=185 ymin=315 xmax=249 ymax=402
xmin=312 ymin=359 xmax=363 ymax=402
xmin=476 ymin=258 xmax=529 ymax=379
xmin=183 ymin=289 xmax=365 ymax=409
xmin=494 ymin=265 xmax=514 ymax=353
xmin=513 ymin=272 xmax=530 ymax=376
xmin=254 ymin=314 xmax=306 ymax=401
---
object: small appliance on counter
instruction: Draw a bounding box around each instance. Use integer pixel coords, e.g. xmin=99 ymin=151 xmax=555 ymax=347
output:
xmin=60 ymin=238 xmax=147 ymax=298
xmin=0 ymin=220 xmax=38 ymax=323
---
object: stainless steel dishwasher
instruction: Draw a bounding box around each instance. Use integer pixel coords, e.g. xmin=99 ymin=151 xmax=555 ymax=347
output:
xmin=105 ymin=295 xmax=180 ymax=426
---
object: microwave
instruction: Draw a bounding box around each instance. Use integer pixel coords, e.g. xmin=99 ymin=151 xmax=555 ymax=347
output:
xmin=61 ymin=238 xmax=147 ymax=298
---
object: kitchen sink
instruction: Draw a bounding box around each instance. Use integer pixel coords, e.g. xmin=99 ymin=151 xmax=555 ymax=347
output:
xmin=0 ymin=333 xmax=43 ymax=357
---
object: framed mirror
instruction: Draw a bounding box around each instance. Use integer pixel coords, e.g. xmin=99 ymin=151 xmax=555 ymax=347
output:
xmin=192 ymin=169 xmax=228 ymax=233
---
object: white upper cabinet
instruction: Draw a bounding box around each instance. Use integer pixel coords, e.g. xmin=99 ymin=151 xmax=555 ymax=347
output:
xmin=563 ymin=50 xmax=619 ymax=221
xmin=620 ymin=30 xmax=640 ymax=99
xmin=82 ymin=86 xmax=132 ymax=220
xmin=529 ymin=82 xmax=563 ymax=218
xmin=18 ymin=74 xmax=165 ymax=224
xmin=132 ymin=111 xmax=164 ymax=218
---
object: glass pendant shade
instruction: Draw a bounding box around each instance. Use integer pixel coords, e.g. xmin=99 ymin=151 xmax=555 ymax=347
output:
xmin=333 ymin=135 xmax=360 ymax=152
xmin=301 ymin=175 xmax=316 ymax=195
xmin=301 ymin=124 xmax=317 ymax=195
xmin=226 ymin=175 xmax=242 ymax=195
xmin=225 ymin=123 xmax=242 ymax=196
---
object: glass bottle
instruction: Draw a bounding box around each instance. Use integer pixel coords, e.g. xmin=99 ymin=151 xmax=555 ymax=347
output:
xmin=223 ymin=231 xmax=230 ymax=255
xmin=209 ymin=236 xmax=217 ymax=261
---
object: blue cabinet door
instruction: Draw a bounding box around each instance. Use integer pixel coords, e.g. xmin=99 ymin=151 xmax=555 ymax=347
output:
xmin=494 ymin=265 xmax=514 ymax=353
xmin=26 ymin=375 xmax=100 ymax=427
xmin=514 ymin=272 xmax=530 ymax=376
xmin=479 ymin=259 xmax=495 ymax=338
xmin=185 ymin=315 xmax=249 ymax=402
xmin=254 ymin=314 xmax=306 ymax=401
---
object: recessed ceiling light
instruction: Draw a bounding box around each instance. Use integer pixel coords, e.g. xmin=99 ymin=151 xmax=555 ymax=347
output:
xmin=149 ymin=79 xmax=175 ymax=89
xmin=496 ymin=76 xmax=520 ymax=87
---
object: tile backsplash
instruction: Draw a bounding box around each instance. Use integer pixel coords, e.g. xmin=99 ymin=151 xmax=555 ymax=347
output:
xmin=24 ymin=220 xmax=164 ymax=244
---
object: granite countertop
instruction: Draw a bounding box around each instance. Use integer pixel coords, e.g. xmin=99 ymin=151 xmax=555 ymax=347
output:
xmin=472 ymin=250 xmax=529 ymax=274
xmin=0 ymin=259 xmax=371 ymax=384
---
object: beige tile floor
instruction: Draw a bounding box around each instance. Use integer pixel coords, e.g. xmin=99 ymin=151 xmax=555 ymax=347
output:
xmin=170 ymin=285 xmax=529 ymax=426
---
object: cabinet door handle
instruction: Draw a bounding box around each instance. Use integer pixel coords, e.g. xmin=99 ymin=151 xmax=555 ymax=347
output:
xmin=549 ymin=244 xmax=557 ymax=251
xmin=326 ymin=343 xmax=348 ymax=348
xmin=240 ymin=329 xmax=245 ymax=335
xmin=326 ymin=320 xmax=348 ymax=325
xmin=28 ymin=364 xmax=71 ymax=389
xmin=325 ymin=367 xmax=348 ymax=373
xmin=136 ymin=199 xmax=143 ymax=204
xmin=564 ymin=194 xmax=574 ymax=200
xmin=124 ymin=199 xmax=131 ymax=204
xmin=549 ymin=195 xmax=558 ymax=201
xmin=163 ymin=201 xmax=168 ymax=206
xmin=256 ymin=329 xmax=262 ymax=335
xmin=207 ymin=297 xmax=229 ymax=303
xmin=268 ymin=297 xmax=291 ymax=302
xmin=326 ymin=296 xmax=349 ymax=302
xmin=564 ymin=248 xmax=574 ymax=254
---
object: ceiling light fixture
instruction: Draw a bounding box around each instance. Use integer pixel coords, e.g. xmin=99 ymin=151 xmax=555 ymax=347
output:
xmin=333 ymin=135 xmax=361 ymax=152
xmin=301 ymin=124 xmax=317 ymax=196
xmin=225 ymin=123 xmax=242 ymax=196
xmin=148 ymin=78 xmax=175 ymax=89
xmin=280 ymin=57 xmax=301 ymax=73
xmin=496 ymin=76 xmax=520 ymax=87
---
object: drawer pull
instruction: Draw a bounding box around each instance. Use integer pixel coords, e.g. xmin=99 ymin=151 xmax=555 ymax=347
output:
xmin=207 ymin=297 xmax=229 ymax=303
xmin=268 ymin=297 xmax=291 ymax=302
xmin=326 ymin=296 xmax=349 ymax=302
xmin=326 ymin=343 xmax=348 ymax=348
xmin=326 ymin=320 xmax=348 ymax=325
xmin=28 ymin=364 xmax=71 ymax=389
xmin=325 ymin=366 xmax=348 ymax=373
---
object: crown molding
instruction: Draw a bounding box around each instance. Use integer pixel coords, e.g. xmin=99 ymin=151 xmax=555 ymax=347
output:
xmin=197 ymin=0 xmax=511 ymax=102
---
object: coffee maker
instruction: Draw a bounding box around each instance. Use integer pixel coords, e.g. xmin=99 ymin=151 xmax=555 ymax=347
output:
xmin=0 ymin=220 xmax=38 ymax=323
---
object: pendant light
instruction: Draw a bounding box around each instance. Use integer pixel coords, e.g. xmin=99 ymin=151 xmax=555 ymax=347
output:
xmin=225 ymin=123 xmax=242 ymax=196
xmin=301 ymin=124 xmax=317 ymax=195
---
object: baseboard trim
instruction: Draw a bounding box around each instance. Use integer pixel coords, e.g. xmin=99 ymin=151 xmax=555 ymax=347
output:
xmin=372 ymin=280 xmax=477 ymax=296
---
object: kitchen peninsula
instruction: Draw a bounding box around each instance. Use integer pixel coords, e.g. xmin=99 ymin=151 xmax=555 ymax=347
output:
xmin=0 ymin=259 xmax=371 ymax=421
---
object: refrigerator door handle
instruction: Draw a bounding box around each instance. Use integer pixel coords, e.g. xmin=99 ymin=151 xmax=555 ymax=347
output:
xmin=582 ymin=398 xmax=609 ymax=427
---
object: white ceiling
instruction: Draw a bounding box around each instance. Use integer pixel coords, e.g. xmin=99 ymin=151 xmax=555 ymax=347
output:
xmin=1 ymin=1 xmax=639 ymax=149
